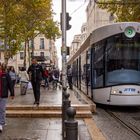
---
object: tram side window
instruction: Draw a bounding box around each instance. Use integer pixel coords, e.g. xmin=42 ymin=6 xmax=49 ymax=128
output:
xmin=72 ymin=62 xmax=78 ymax=86
xmin=82 ymin=64 xmax=90 ymax=84
xmin=94 ymin=42 xmax=104 ymax=87
xmin=87 ymin=50 xmax=91 ymax=86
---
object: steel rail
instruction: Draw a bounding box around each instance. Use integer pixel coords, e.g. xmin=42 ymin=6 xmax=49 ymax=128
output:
xmin=105 ymin=109 xmax=140 ymax=138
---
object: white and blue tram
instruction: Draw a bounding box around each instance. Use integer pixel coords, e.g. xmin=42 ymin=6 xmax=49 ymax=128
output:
xmin=68 ymin=22 xmax=140 ymax=106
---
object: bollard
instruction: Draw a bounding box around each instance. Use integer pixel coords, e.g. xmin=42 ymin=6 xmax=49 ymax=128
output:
xmin=65 ymin=107 xmax=78 ymax=140
xmin=62 ymin=87 xmax=67 ymax=100
xmin=62 ymin=90 xmax=71 ymax=139
xmin=62 ymin=86 xmax=67 ymax=139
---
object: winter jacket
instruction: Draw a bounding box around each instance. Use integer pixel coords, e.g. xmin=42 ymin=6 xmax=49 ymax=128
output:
xmin=44 ymin=70 xmax=49 ymax=78
xmin=27 ymin=64 xmax=44 ymax=82
xmin=0 ymin=72 xmax=14 ymax=98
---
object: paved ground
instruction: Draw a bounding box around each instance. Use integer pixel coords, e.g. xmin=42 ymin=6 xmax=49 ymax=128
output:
xmin=7 ymin=85 xmax=81 ymax=106
xmin=0 ymin=84 xmax=92 ymax=140
xmin=1 ymin=118 xmax=90 ymax=140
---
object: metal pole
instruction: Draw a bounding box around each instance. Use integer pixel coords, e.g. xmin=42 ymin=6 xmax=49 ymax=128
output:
xmin=61 ymin=1 xmax=68 ymax=139
xmin=61 ymin=0 xmax=67 ymax=88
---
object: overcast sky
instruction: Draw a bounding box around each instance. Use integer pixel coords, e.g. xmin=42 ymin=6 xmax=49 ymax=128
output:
xmin=52 ymin=0 xmax=88 ymax=69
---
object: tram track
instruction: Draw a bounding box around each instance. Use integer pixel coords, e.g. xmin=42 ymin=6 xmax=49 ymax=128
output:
xmin=105 ymin=109 xmax=140 ymax=138
xmin=93 ymin=106 xmax=140 ymax=140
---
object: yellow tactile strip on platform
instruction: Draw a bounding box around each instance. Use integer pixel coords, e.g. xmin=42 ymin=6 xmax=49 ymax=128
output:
xmin=84 ymin=118 xmax=106 ymax=140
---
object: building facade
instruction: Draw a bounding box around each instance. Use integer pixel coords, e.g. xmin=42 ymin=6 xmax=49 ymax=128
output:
xmin=69 ymin=0 xmax=114 ymax=59
xmin=0 ymin=34 xmax=58 ymax=72
xmin=86 ymin=0 xmax=114 ymax=36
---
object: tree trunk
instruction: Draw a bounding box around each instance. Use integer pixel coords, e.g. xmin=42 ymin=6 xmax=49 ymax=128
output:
xmin=27 ymin=40 xmax=31 ymax=66
xmin=31 ymin=38 xmax=34 ymax=58
xmin=4 ymin=36 xmax=9 ymax=65
xmin=23 ymin=41 xmax=27 ymax=69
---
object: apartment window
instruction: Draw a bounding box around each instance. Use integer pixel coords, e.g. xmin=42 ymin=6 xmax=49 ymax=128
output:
xmin=20 ymin=52 xmax=24 ymax=59
xmin=40 ymin=52 xmax=44 ymax=56
xmin=30 ymin=39 xmax=34 ymax=48
xmin=40 ymin=38 xmax=45 ymax=49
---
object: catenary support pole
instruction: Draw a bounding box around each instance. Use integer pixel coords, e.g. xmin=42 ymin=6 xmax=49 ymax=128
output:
xmin=61 ymin=0 xmax=67 ymax=88
xmin=61 ymin=0 xmax=68 ymax=139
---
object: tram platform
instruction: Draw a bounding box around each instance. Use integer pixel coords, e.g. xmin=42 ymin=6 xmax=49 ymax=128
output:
xmin=0 ymin=84 xmax=106 ymax=140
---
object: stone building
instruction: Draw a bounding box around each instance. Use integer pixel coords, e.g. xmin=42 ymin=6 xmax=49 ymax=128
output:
xmin=0 ymin=34 xmax=58 ymax=72
xmin=86 ymin=0 xmax=114 ymax=36
xmin=69 ymin=0 xmax=114 ymax=58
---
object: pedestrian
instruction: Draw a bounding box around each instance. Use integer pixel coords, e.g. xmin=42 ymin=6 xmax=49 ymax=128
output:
xmin=18 ymin=67 xmax=29 ymax=95
xmin=19 ymin=67 xmax=29 ymax=82
xmin=43 ymin=67 xmax=49 ymax=88
xmin=48 ymin=68 xmax=53 ymax=83
xmin=59 ymin=70 xmax=62 ymax=85
xmin=67 ymin=65 xmax=73 ymax=89
xmin=27 ymin=58 xmax=44 ymax=105
xmin=52 ymin=67 xmax=60 ymax=80
xmin=0 ymin=63 xmax=14 ymax=132
xmin=8 ymin=66 xmax=17 ymax=94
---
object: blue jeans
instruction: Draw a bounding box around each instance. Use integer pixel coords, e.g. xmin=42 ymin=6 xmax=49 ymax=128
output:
xmin=0 ymin=98 xmax=7 ymax=125
xmin=44 ymin=77 xmax=49 ymax=87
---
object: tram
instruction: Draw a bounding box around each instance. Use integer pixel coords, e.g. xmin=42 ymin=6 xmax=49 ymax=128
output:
xmin=68 ymin=22 xmax=140 ymax=106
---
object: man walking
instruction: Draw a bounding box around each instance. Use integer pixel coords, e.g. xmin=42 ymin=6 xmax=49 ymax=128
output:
xmin=27 ymin=58 xmax=44 ymax=105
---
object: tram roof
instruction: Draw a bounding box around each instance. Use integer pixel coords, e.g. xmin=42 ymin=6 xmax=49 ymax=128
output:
xmin=90 ymin=22 xmax=140 ymax=45
xmin=67 ymin=22 xmax=140 ymax=65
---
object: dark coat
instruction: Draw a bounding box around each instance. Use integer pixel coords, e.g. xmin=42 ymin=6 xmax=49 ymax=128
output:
xmin=0 ymin=72 xmax=14 ymax=98
xmin=27 ymin=64 xmax=44 ymax=82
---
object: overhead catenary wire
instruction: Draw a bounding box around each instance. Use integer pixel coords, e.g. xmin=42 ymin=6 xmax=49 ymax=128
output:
xmin=69 ymin=0 xmax=88 ymax=16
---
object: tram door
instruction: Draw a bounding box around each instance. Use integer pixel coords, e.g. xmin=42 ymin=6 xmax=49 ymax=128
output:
xmin=78 ymin=56 xmax=81 ymax=90
xmin=90 ymin=47 xmax=94 ymax=99
xmin=73 ymin=59 xmax=79 ymax=88
xmin=72 ymin=61 xmax=77 ymax=87
xmin=86 ymin=50 xmax=91 ymax=97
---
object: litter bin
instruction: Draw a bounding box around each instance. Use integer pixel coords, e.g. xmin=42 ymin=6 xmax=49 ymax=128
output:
xmin=20 ymin=81 xmax=28 ymax=95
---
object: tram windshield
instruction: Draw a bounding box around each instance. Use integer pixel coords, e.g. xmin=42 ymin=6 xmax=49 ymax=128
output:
xmin=93 ymin=33 xmax=140 ymax=88
xmin=107 ymin=34 xmax=140 ymax=72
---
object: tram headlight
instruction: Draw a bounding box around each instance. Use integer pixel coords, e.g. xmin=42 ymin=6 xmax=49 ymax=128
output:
xmin=124 ymin=27 xmax=136 ymax=38
xmin=112 ymin=89 xmax=121 ymax=94
xmin=112 ymin=90 xmax=117 ymax=94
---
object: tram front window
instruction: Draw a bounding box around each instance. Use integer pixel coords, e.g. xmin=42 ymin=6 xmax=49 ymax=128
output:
xmin=106 ymin=34 xmax=140 ymax=85
xmin=107 ymin=34 xmax=140 ymax=72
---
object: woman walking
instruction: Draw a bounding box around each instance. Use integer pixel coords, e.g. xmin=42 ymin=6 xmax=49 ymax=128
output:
xmin=8 ymin=66 xmax=17 ymax=94
xmin=0 ymin=63 xmax=14 ymax=132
